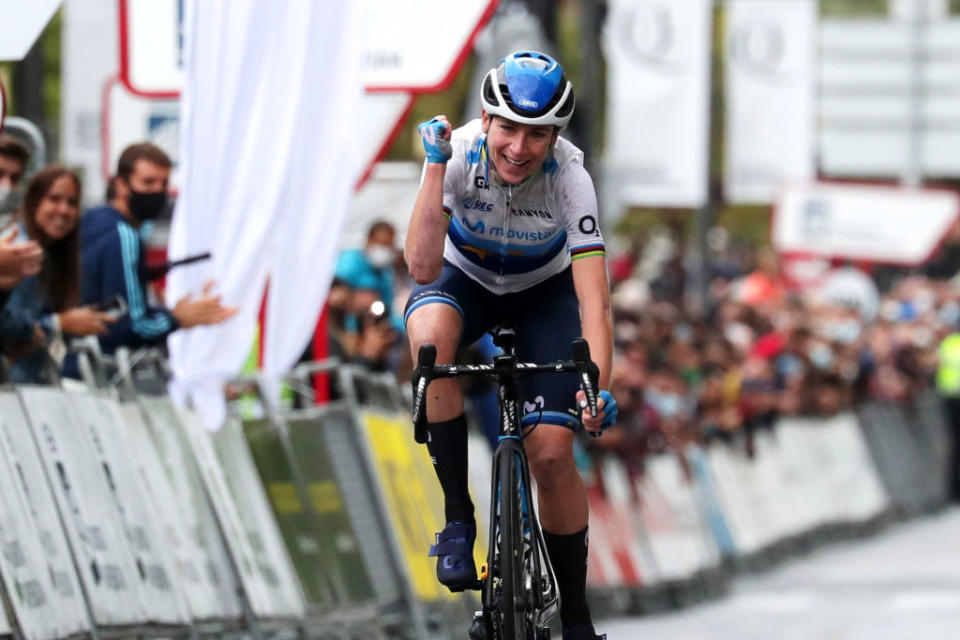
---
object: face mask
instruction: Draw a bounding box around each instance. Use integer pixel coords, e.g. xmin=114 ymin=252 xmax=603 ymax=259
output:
xmin=365 ymin=245 xmax=395 ymax=269
xmin=128 ymin=189 xmax=168 ymax=222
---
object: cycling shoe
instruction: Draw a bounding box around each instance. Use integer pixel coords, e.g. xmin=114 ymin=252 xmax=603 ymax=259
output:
xmin=562 ymin=623 xmax=605 ymax=640
xmin=428 ymin=520 xmax=478 ymax=591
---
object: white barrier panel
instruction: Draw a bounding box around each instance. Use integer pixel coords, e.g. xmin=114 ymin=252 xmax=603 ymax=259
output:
xmin=137 ymin=397 xmax=243 ymax=621
xmin=117 ymin=402 xmax=236 ymax=622
xmin=0 ymin=599 xmax=9 ymax=636
xmin=209 ymin=417 xmax=306 ymax=618
xmin=779 ymin=420 xmax=850 ymax=531
xmin=67 ymin=393 xmax=190 ymax=625
xmin=761 ymin=426 xmax=826 ymax=537
xmin=0 ymin=392 xmax=91 ymax=640
xmin=818 ymin=414 xmax=890 ymax=522
xmin=639 ymin=454 xmax=720 ymax=581
xmin=584 ymin=460 xmax=645 ymax=589
xmin=17 ymin=387 xmax=143 ymax=626
xmin=704 ymin=443 xmax=769 ymax=556
xmin=596 ymin=457 xmax=661 ymax=587
xmin=173 ymin=405 xmax=303 ymax=620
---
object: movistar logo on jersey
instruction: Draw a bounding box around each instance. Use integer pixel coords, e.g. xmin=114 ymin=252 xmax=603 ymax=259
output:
xmin=511 ymin=207 xmax=552 ymax=219
xmin=462 ymin=196 xmax=494 ymax=212
xmin=463 ymin=216 xmax=486 ymax=233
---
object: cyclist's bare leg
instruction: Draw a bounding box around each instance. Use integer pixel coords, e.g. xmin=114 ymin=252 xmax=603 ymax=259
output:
xmin=523 ymin=424 xmax=588 ymax=532
xmin=524 ymin=423 xmax=596 ymax=631
xmin=407 ymin=303 xmax=478 ymax=589
xmin=406 ymin=303 xmax=463 ymax=421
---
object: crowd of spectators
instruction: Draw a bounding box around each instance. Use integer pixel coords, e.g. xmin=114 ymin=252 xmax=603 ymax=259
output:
xmin=592 ymin=232 xmax=957 ymax=473
xmin=0 ymin=134 xmax=235 ymax=384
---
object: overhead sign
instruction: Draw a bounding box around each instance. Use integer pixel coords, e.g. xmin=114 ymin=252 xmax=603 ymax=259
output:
xmin=0 ymin=0 xmax=62 ymax=61
xmin=772 ymin=182 xmax=960 ymax=265
xmin=819 ymin=19 xmax=960 ymax=178
xmin=118 ymin=0 xmax=498 ymax=97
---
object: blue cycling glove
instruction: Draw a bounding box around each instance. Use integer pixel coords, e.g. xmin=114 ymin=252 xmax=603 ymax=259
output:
xmin=418 ymin=118 xmax=453 ymax=164
xmin=598 ymin=390 xmax=618 ymax=430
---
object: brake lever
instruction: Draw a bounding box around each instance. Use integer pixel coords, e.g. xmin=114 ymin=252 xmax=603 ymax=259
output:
xmin=571 ymin=339 xmax=602 ymax=438
xmin=412 ymin=344 xmax=437 ymax=444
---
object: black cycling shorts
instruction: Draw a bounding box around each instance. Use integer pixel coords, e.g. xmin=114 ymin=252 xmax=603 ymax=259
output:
xmin=404 ymin=261 xmax=582 ymax=431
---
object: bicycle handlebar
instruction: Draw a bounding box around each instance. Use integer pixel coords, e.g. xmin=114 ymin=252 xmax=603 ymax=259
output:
xmin=411 ymin=338 xmax=602 ymax=442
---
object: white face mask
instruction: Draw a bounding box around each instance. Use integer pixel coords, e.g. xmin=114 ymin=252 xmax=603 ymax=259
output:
xmin=365 ymin=245 xmax=395 ymax=269
xmin=0 ymin=185 xmax=11 ymax=211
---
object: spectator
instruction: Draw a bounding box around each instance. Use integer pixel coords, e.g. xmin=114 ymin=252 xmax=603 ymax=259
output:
xmin=0 ymin=134 xmax=29 ymax=219
xmin=335 ymin=220 xmax=402 ymax=330
xmin=0 ymin=135 xmax=42 ymax=297
xmin=77 ymin=142 xmax=236 ymax=356
xmin=0 ymin=167 xmax=114 ymax=382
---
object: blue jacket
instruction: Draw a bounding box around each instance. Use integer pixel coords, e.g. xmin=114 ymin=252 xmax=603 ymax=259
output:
xmin=79 ymin=206 xmax=178 ymax=352
xmin=0 ymin=225 xmax=59 ymax=383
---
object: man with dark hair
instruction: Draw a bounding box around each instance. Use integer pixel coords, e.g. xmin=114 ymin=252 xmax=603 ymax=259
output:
xmin=77 ymin=142 xmax=235 ymax=356
xmin=0 ymin=134 xmax=42 ymax=300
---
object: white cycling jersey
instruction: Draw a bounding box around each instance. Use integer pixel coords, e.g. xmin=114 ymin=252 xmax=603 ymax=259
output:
xmin=435 ymin=119 xmax=605 ymax=295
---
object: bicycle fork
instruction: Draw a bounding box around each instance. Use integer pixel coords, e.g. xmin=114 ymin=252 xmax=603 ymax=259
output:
xmin=479 ymin=437 xmax=560 ymax=636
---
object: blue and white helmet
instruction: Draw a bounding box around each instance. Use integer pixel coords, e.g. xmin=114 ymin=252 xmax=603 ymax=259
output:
xmin=481 ymin=51 xmax=575 ymax=128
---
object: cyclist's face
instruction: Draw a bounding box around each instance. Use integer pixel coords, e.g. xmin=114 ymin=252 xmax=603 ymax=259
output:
xmin=482 ymin=114 xmax=558 ymax=185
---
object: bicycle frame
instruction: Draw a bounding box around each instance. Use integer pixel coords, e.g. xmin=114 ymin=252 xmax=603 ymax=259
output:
xmin=411 ymin=326 xmax=600 ymax=639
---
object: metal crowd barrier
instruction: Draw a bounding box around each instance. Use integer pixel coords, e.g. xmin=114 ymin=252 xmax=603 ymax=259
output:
xmin=0 ymin=345 xmax=953 ymax=639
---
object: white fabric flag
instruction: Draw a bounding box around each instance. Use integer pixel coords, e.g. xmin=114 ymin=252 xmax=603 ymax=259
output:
xmin=167 ymin=0 xmax=364 ymax=429
xmin=724 ymin=0 xmax=817 ymax=204
xmin=604 ymin=0 xmax=712 ymax=208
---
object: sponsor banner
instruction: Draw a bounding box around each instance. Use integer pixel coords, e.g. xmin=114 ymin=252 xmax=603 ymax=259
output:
xmin=0 ymin=392 xmax=91 ymax=640
xmin=119 ymin=0 xmax=498 ymax=95
xmin=358 ymin=410 xmax=485 ymax=602
xmin=67 ymin=393 xmax=190 ymax=624
xmin=137 ymin=397 xmax=243 ymax=620
xmin=174 ymin=406 xmax=304 ymax=619
xmin=724 ymin=0 xmax=816 ymax=203
xmin=772 ymin=182 xmax=960 ymax=264
xmin=208 ymin=417 xmax=307 ymax=617
xmin=639 ymin=454 xmax=720 ymax=580
xmin=604 ymin=0 xmax=712 ymax=208
xmin=243 ymin=415 xmax=373 ymax=609
xmin=117 ymin=402 xmax=237 ymax=621
xmin=17 ymin=387 xmax=144 ymax=626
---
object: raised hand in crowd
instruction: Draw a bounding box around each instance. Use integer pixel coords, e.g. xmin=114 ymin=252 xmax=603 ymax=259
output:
xmin=0 ymin=228 xmax=43 ymax=289
xmin=171 ymin=280 xmax=238 ymax=328
xmin=58 ymin=306 xmax=116 ymax=335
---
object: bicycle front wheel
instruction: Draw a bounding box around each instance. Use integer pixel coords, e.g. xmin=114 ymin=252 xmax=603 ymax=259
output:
xmin=495 ymin=450 xmax=529 ymax=640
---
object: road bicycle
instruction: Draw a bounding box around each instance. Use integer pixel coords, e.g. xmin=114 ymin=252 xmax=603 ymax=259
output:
xmin=411 ymin=325 xmax=601 ymax=640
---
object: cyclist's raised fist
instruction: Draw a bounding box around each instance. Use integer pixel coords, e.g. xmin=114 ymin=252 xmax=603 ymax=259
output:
xmin=418 ymin=116 xmax=453 ymax=164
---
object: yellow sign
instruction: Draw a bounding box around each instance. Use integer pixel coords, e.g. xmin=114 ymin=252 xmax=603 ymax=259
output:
xmin=360 ymin=411 xmax=486 ymax=602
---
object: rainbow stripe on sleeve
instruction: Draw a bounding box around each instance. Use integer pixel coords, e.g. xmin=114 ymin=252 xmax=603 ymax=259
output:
xmin=441 ymin=205 xmax=452 ymax=221
xmin=570 ymin=243 xmax=605 ymax=260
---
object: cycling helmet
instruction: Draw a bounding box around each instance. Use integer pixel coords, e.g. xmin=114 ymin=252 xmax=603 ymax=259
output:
xmin=481 ymin=51 xmax=575 ymax=128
